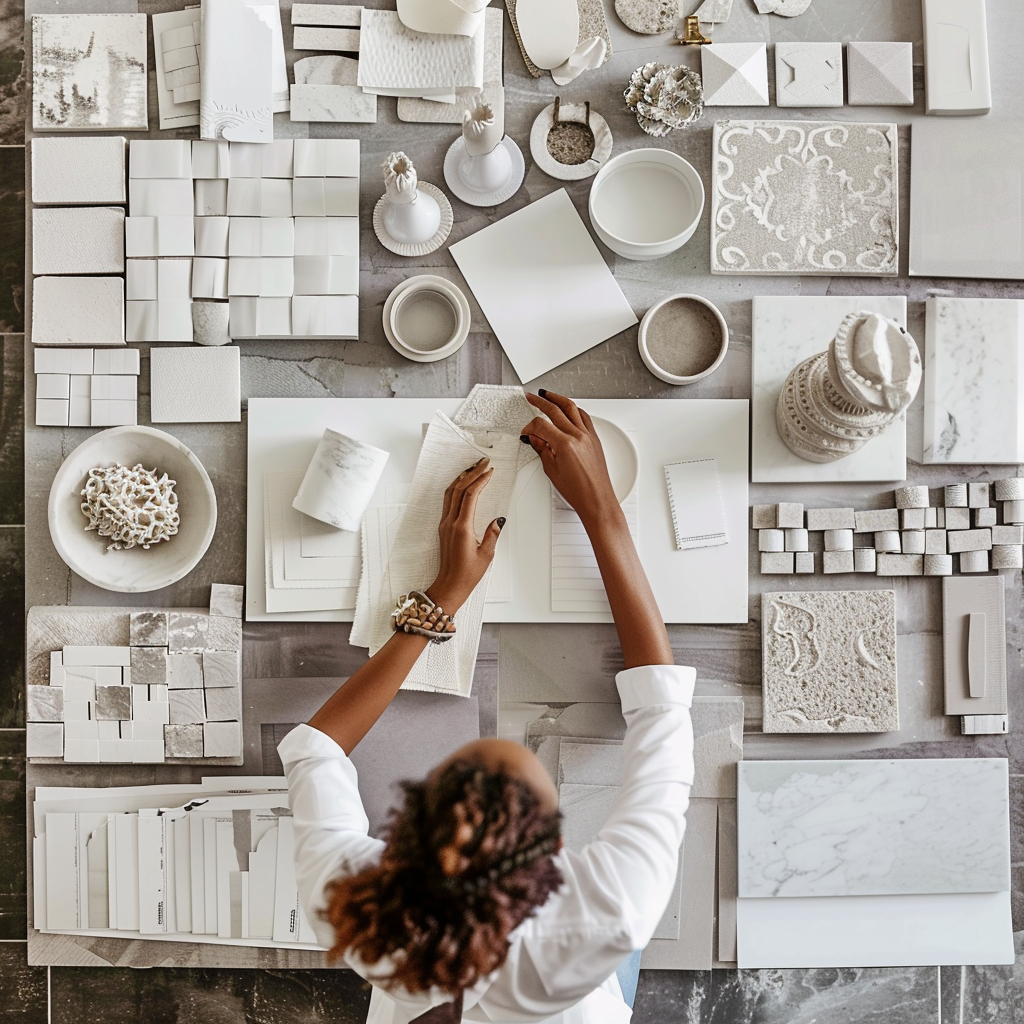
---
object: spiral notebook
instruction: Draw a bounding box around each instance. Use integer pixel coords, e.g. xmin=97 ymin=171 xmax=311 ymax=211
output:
xmin=664 ymin=458 xmax=728 ymax=551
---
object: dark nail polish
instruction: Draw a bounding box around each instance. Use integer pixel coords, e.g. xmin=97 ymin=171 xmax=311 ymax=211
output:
xmin=497 ymin=517 xmax=506 ymax=529
xmin=538 ymin=388 xmax=548 ymax=397
xmin=520 ymin=434 xmax=531 ymax=444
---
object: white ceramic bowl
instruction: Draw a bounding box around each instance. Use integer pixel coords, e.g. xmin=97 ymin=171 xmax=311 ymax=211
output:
xmin=383 ymin=275 xmax=471 ymax=363
xmin=48 ymin=426 xmax=218 ymax=593
xmin=588 ymin=148 xmax=705 ymax=261
xmin=591 ymin=417 xmax=638 ymax=501
xmin=638 ymin=293 xmax=729 ymax=385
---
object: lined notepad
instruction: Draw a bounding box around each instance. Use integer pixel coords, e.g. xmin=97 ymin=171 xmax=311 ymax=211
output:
xmin=551 ymin=489 xmax=640 ymax=614
xmin=664 ymin=458 xmax=728 ymax=551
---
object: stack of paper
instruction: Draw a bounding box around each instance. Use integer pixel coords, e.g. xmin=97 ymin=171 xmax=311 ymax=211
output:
xmin=33 ymin=777 xmax=324 ymax=949
xmin=264 ymin=470 xmax=362 ymax=614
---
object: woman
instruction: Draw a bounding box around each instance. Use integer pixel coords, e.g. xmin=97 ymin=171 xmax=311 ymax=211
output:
xmin=280 ymin=391 xmax=696 ymax=1023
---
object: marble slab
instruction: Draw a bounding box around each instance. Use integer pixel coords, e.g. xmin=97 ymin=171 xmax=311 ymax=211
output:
xmin=923 ymin=297 xmax=1024 ymax=464
xmin=712 ymin=121 xmax=898 ymax=276
xmin=737 ymin=759 xmax=1010 ymax=898
xmin=752 ymin=296 xmax=908 ymax=482
xmin=761 ymin=590 xmax=898 ymax=733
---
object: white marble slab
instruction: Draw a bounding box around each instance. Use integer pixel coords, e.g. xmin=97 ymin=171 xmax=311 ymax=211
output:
xmin=923 ymin=297 xmax=1024 ymax=464
xmin=752 ymin=295 xmax=908 ymax=482
xmin=737 ymin=759 xmax=1010 ymax=898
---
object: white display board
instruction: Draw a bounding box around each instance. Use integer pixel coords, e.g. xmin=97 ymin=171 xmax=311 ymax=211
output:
xmin=246 ymin=398 xmax=749 ymax=624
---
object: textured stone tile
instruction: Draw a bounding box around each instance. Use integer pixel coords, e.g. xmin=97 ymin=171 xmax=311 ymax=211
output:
xmin=0 ymin=527 xmax=24 ymax=727
xmin=633 ymin=971 xmax=710 ymax=1023
xmin=130 ymin=611 xmax=167 ymax=647
xmin=164 ymin=723 xmax=203 ymax=758
xmin=0 ymin=943 xmax=47 ymax=1022
xmin=202 ymin=650 xmax=239 ymax=688
xmin=0 ymin=731 xmax=26 ymax=941
xmin=0 ymin=149 xmax=23 ymax=333
xmin=93 ymin=684 xmax=131 ymax=721
xmin=0 ymin=336 xmax=23 ymax=525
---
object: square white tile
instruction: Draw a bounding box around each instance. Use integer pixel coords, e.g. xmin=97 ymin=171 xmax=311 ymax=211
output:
xmin=150 ymin=346 xmax=241 ymax=423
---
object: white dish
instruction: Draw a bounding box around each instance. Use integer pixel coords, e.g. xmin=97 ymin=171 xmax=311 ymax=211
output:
xmin=382 ymin=275 xmax=471 ymax=363
xmin=638 ymin=294 xmax=729 ymax=385
xmin=589 ymin=149 xmax=705 ymax=261
xmin=372 ymin=181 xmax=454 ymax=257
xmin=443 ymin=135 xmax=525 ymax=207
xmin=590 ymin=416 xmax=639 ymax=502
xmin=48 ymin=425 xmax=217 ymax=593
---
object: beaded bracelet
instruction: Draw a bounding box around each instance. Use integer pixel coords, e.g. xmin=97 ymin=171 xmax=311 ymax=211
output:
xmin=391 ymin=590 xmax=456 ymax=643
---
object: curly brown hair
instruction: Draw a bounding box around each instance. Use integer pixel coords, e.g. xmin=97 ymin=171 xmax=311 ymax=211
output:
xmin=322 ymin=758 xmax=563 ymax=994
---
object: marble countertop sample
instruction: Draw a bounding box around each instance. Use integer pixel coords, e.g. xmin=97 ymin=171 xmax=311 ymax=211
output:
xmin=737 ymin=758 xmax=1010 ymax=899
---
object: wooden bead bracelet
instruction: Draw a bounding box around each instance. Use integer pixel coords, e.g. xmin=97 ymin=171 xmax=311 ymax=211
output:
xmin=391 ymin=590 xmax=456 ymax=643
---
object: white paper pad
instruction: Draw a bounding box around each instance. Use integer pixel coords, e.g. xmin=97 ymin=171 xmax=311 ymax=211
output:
xmin=664 ymin=458 xmax=728 ymax=551
xmin=449 ymin=190 xmax=638 ymax=383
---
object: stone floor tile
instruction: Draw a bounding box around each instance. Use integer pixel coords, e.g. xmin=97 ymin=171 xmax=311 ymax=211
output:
xmin=0 ymin=529 xmax=24 ymax=726
xmin=0 ymin=336 xmax=23 ymax=525
xmin=0 ymin=943 xmax=48 ymax=1023
xmin=0 ymin=730 xmax=25 ymax=940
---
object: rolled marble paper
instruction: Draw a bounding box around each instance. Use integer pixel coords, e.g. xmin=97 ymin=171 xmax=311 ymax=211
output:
xmin=292 ymin=429 xmax=389 ymax=531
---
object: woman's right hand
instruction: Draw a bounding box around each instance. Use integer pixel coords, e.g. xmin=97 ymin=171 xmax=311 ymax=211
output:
xmin=521 ymin=391 xmax=621 ymax=527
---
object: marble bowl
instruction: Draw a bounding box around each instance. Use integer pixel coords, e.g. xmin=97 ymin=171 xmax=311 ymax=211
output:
xmin=588 ymin=148 xmax=705 ymax=261
xmin=383 ymin=275 xmax=471 ymax=362
xmin=48 ymin=425 xmax=218 ymax=593
xmin=638 ymin=293 xmax=729 ymax=385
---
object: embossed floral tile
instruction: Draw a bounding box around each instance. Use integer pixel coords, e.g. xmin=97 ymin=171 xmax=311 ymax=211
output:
xmin=711 ymin=120 xmax=899 ymax=275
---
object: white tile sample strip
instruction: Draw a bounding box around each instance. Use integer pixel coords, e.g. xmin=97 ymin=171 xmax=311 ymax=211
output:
xmin=751 ymin=295 xmax=908 ymax=482
xmin=450 ymin=189 xmax=638 ymax=383
xmin=923 ymin=297 xmax=1024 ymax=464
xmin=737 ymin=759 xmax=1009 ymax=898
xmin=31 ymin=136 xmax=127 ymax=204
xmin=712 ymin=121 xmax=898 ymax=276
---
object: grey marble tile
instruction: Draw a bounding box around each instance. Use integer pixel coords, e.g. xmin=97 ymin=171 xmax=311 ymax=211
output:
xmin=0 ymin=0 xmax=25 ymax=147
xmin=0 ymin=942 xmax=47 ymax=1023
xmin=0 ymin=147 xmax=22 ymax=333
xmin=0 ymin=527 xmax=23 ymax=727
xmin=0 ymin=730 xmax=26 ymax=940
xmin=0 ymin=335 xmax=22 ymax=525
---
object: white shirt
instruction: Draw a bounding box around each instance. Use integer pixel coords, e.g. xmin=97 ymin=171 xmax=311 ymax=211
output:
xmin=279 ymin=663 xmax=695 ymax=1024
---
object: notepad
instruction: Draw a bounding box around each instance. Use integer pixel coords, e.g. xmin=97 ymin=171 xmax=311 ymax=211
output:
xmin=664 ymin=458 xmax=728 ymax=551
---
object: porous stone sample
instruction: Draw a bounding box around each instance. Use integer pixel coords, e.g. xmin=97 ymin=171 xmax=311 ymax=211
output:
xmin=615 ymin=0 xmax=677 ymax=34
xmin=761 ymin=590 xmax=898 ymax=733
xmin=129 ymin=610 xmax=168 ymax=647
xmin=164 ymin=723 xmax=204 ymax=758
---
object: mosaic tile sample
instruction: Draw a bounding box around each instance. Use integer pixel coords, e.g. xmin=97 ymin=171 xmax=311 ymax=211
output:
xmin=738 ymin=758 xmax=1010 ymax=897
xmin=761 ymin=590 xmax=898 ymax=732
xmin=711 ymin=120 xmax=899 ymax=275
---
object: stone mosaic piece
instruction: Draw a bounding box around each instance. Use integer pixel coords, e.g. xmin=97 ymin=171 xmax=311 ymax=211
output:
xmin=130 ymin=610 xmax=168 ymax=647
xmin=712 ymin=120 xmax=898 ymax=276
xmin=202 ymin=650 xmax=240 ymax=687
xmin=761 ymin=590 xmax=898 ymax=733
xmin=27 ymin=685 xmax=64 ymax=722
xmin=168 ymin=689 xmax=206 ymax=724
xmin=204 ymin=685 xmax=242 ymax=722
xmin=94 ymin=684 xmax=132 ymax=721
xmin=166 ymin=653 xmax=204 ymax=688
xmin=129 ymin=646 xmax=167 ymax=685
xmin=164 ymin=723 xmax=204 ymax=758
xmin=209 ymin=583 xmax=244 ymax=618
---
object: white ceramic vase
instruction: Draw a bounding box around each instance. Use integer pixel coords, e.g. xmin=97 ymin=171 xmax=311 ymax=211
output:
xmin=381 ymin=152 xmax=441 ymax=244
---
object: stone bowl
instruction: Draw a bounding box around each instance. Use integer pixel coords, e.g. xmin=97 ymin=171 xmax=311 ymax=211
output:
xmin=638 ymin=293 xmax=729 ymax=385
xmin=48 ymin=425 xmax=218 ymax=593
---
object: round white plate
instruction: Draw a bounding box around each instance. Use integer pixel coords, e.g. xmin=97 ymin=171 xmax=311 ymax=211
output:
xmin=443 ymin=135 xmax=525 ymax=207
xmin=591 ymin=416 xmax=639 ymax=502
xmin=48 ymin=426 xmax=217 ymax=593
xmin=382 ymin=275 xmax=472 ymax=363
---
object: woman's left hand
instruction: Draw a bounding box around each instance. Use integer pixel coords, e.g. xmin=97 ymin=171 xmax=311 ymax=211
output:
xmin=427 ymin=458 xmax=505 ymax=614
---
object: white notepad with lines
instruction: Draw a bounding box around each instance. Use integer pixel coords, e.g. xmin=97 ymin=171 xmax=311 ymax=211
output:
xmin=664 ymin=458 xmax=728 ymax=551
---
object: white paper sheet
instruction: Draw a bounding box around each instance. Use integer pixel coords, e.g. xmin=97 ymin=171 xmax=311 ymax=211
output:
xmin=664 ymin=458 xmax=728 ymax=551
xmin=449 ymin=190 xmax=638 ymax=383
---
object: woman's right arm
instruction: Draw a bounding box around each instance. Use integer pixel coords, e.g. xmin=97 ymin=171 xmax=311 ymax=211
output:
xmin=521 ymin=390 xmax=673 ymax=669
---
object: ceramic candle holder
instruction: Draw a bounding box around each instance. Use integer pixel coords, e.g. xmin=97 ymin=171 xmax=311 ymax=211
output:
xmin=383 ymin=275 xmax=472 ymax=362
xmin=292 ymin=428 xmax=390 ymax=531
xmin=588 ymin=148 xmax=705 ymax=261
xmin=638 ymin=294 xmax=729 ymax=385
xmin=380 ymin=152 xmax=441 ymax=244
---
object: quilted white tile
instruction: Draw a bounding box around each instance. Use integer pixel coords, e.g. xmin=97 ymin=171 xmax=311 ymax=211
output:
xmin=194 ymin=217 xmax=230 ymax=257
xmin=775 ymin=42 xmax=843 ymax=107
xmin=150 ymin=346 xmax=241 ymax=423
xmin=192 ymin=258 xmax=229 ymax=299
xmin=128 ymin=178 xmax=195 ymax=217
xmin=291 ymin=177 xmax=358 ymax=217
xmin=293 ymin=138 xmax=360 ymax=177
xmin=228 ymin=217 xmax=295 ymax=257
xmin=31 ymin=136 xmax=127 ymax=204
xmin=194 ymin=179 xmax=229 ymax=216
xmin=293 ymin=255 xmax=358 ymax=295
xmin=290 ymin=295 xmax=359 ymax=338
xmin=701 ymin=43 xmax=769 ymax=106
xmin=226 ymin=178 xmax=293 ymax=218
xmin=125 ymin=216 xmax=195 ymax=257
xmin=129 ymin=139 xmax=193 ymax=179
xmin=32 ymin=207 xmax=125 ymax=275
xmin=228 ymin=140 xmax=294 ymax=178
xmin=294 ymin=217 xmax=359 ymax=256
xmin=227 ymin=257 xmax=294 ymax=297
xmin=192 ymin=140 xmax=231 ymax=179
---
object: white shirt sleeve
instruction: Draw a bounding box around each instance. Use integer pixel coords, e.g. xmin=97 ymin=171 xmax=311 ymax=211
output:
xmin=477 ymin=662 xmax=696 ymax=1019
xmin=278 ymin=723 xmax=386 ymax=950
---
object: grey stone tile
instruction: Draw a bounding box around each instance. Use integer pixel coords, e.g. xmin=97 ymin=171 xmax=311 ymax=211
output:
xmin=0 ymin=335 xmax=23 ymax=525
xmin=633 ymin=970 xmax=710 ymax=1023
xmin=0 ymin=943 xmax=47 ymax=1022
xmin=0 ymin=149 xmax=22 ymax=333
xmin=0 ymin=730 xmax=26 ymax=940
xmin=0 ymin=527 xmax=23 ymax=727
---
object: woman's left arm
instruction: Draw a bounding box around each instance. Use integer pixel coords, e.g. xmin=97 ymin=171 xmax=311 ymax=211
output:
xmin=308 ymin=457 xmax=504 ymax=755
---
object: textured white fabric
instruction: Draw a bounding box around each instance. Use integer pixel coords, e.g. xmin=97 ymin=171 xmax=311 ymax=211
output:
xmin=279 ymin=662 xmax=696 ymax=1024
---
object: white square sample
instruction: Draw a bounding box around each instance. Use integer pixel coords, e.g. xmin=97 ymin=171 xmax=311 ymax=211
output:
xmin=701 ymin=43 xmax=769 ymax=106
xmin=290 ymin=84 xmax=378 ymax=124
xmin=32 ymin=207 xmax=125 ymax=275
xmin=31 ymin=136 xmax=127 ymax=204
xmin=664 ymin=459 xmax=727 ymax=550
xmin=293 ymin=139 xmax=360 ymax=178
xmin=293 ymin=217 xmax=358 ymax=256
xmin=449 ymin=190 xmax=638 ymax=383
xmin=194 ymin=179 xmax=228 ymax=216
xmin=291 ymin=177 xmax=358 ymax=217
xmin=129 ymin=139 xmax=193 ymax=179
xmin=910 ymin=121 xmax=1024 ymax=280
xmin=32 ymin=277 xmax=125 ymax=347
xmin=32 ymin=13 xmax=148 ymax=131
xmin=923 ymin=297 xmax=1024 ymax=464
xmin=192 ymin=140 xmax=231 ymax=179
xmin=195 ymin=217 xmax=230 ymax=257
xmin=922 ymin=0 xmax=990 ymax=115
xmin=128 ymin=178 xmax=195 ymax=217
xmin=847 ymin=41 xmax=914 ymax=106
xmin=751 ymin=296 xmax=908 ymax=482
xmin=150 ymin=346 xmax=241 ymax=423
xmin=125 ymin=217 xmax=195 ymax=258
xmin=712 ymin=121 xmax=899 ymax=276
xmin=775 ymin=42 xmax=843 ymax=107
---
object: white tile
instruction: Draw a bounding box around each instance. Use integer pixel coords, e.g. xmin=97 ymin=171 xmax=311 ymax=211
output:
xmin=293 ymin=217 xmax=359 ymax=256
xmin=228 ymin=217 xmax=294 ymax=257
xmin=289 ymin=83 xmax=377 ymax=123
xmin=192 ymin=258 xmax=229 ymax=300
xmin=450 ymin=190 xmax=638 ymax=383
xmin=128 ymin=178 xmax=195 ymax=217
xmin=125 ymin=216 xmax=195 ymax=257
xmin=129 ymin=139 xmax=193 ymax=179
xmin=228 ymin=140 xmax=294 ymax=178
xmin=194 ymin=179 xmax=229 ymax=216
xmin=291 ymin=177 xmax=358 ymax=217
xmin=150 ymin=346 xmax=241 ymax=423
xmin=292 ymin=255 xmax=358 ymax=295
xmin=289 ymin=295 xmax=358 ymax=338
xmin=192 ymin=140 xmax=231 ymax=179
xmin=203 ymin=720 xmax=242 ymax=757
xmin=922 ymin=0 xmax=990 ymax=115
xmin=227 ymin=257 xmax=294 ymax=297
xmin=36 ymin=373 xmax=69 ymax=399
xmin=26 ymin=721 xmax=63 ymax=757
xmin=701 ymin=43 xmax=769 ymax=105
xmin=31 ymin=136 xmax=127 ymax=204
xmin=923 ymin=297 xmax=1024 ymax=463
xmin=226 ymin=178 xmax=293 ymax=218
xmin=775 ymin=42 xmax=843 ymax=107
xmin=751 ymin=296 xmax=908 ymax=482
xmin=847 ymin=41 xmax=914 ymax=106
xmin=293 ymin=139 xmax=361 ymax=177
xmin=62 ymin=645 xmax=131 ymax=666
xmin=291 ymin=3 xmax=362 ymax=26
xmin=195 ymin=217 xmax=230 ymax=257
xmin=32 ymin=207 xmax=125 ymax=275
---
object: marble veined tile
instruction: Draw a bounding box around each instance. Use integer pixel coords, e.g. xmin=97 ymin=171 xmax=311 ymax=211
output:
xmin=737 ymin=759 xmax=1010 ymax=899
xmin=923 ymin=296 xmax=1024 ymax=464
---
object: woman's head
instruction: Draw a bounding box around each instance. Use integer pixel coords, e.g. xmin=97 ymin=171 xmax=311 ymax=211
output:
xmin=323 ymin=739 xmax=563 ymax=994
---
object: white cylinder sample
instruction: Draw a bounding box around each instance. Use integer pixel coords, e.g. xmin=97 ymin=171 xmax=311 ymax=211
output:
xmin=292 ymin=428 xmax=389 ymax=531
